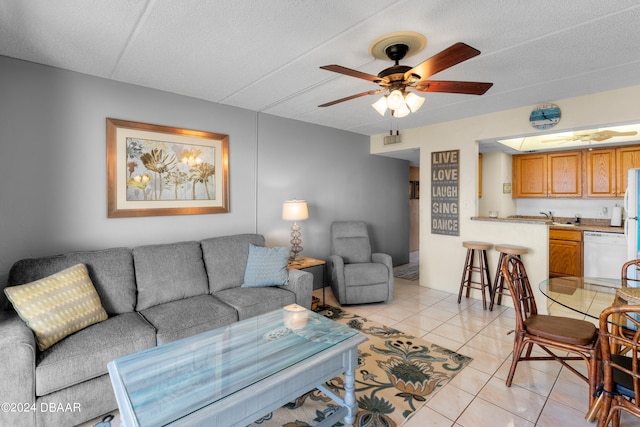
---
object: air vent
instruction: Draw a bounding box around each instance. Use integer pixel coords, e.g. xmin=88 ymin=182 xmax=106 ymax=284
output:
xmin=384 ymin=134 xmax=402 ymax=145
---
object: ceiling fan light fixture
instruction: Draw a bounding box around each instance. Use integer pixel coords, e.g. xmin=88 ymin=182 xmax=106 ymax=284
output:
xmin=386 ymin=89 xmax=405 ymax=110
xmin=405 ymin=92 xmax=425 ymax=112
xmin=372 ymin=96 xmax=388 ymax=116
xmin=392 ymin=104 xmax=411 ymax=118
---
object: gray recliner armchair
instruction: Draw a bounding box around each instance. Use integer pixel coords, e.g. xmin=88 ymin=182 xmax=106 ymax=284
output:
xmin=327 ymin=221 xmax=394 ymax=305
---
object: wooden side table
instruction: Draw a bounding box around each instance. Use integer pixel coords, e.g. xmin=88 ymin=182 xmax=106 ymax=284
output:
xmin=288 ymin=256 xmax=326 ymax=307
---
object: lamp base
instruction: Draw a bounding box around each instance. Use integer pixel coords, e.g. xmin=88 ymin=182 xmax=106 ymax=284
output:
xmin=289 ymin=223 xmax=303 ymax=261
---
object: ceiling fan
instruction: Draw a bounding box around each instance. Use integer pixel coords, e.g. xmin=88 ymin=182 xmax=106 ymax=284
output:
xmin=542 ymin=129 xmax=639 ymax=144
xmin=318 ymin=32 xmax=493 ymax=118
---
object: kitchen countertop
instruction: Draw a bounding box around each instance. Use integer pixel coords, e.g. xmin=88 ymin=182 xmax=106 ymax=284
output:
xmin=471 ymin=216 xmax=624 ymax=234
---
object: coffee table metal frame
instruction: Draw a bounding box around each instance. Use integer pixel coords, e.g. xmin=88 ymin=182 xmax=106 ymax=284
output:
xmin=107 ymin=304 xmax=366 ymax=426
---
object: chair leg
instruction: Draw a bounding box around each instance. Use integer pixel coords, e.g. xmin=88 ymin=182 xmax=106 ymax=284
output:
xmin=466 ymin=250 xmax=476 ymax=299
xmin=506 ymin=334 xmax=527 ymax=387
xmin=479 ymin=249 xmax=490 ymax=309
xmin=489 ymin=252 xmax=505 ymax=311
xmin=586 ymin=394 xmax=602 ymax=422
xmin=458 ymin=249 xmax=472 ymax=303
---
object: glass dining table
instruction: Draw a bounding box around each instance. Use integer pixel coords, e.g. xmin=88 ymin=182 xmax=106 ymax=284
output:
xmin=538 ymin=276 xmax=621 ymax=321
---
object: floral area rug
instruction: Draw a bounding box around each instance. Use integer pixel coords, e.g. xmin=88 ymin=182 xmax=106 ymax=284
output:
xmin=248 ymin=305 xmax=472 ymax=427
xmin=81 ymin=305 xmax=472 ymax=427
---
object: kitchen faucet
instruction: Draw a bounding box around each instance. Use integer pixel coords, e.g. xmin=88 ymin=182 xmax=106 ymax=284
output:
xmin=539 ymin=211 xmax=553 ymax=220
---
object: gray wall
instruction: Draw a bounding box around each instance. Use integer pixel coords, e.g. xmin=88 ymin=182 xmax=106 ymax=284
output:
xmin=0 ymin=55 xmax=409 ymax=287
xmin=257 ymin=114 xmax=409 ymax=262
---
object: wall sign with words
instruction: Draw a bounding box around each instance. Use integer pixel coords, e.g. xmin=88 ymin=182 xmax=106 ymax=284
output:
xmin=431 ymin=149 xmax=459 ymax=236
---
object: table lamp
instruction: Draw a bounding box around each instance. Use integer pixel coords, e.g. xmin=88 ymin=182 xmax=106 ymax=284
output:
xmin=282 ymin=199 xmax=309 ymax=260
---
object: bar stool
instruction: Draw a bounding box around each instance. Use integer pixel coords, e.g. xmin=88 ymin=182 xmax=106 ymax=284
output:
xmin=490 ymin=244 xmax=528 ymax=311
xmin=458 ymin=241 xmax=492 ymax=310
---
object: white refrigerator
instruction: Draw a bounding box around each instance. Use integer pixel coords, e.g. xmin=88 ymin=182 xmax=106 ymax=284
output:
xmin=624 ymin=168 xmax=640 ymax=283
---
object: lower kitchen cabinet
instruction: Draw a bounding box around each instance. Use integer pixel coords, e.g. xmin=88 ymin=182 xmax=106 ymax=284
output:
xmin=549 ymin=228 xmax=583 ymax=277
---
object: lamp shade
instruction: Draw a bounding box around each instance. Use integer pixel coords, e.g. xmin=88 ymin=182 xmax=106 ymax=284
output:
xmin=386 ymin=90 xmax=405 ymax=110
xmin=405 ymin=92 xmax=425 ymax=112
xmin=392 ymin=104 xmax=411 ymax=118
xmin=282 ymin=199 xmax=309 ymax=221
xmin=372 ymin=96 xmax=388 ymax=116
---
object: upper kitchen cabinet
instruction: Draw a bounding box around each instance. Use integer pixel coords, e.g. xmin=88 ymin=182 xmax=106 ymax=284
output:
xmin=586 ymin=145 xmax=640 ymax=197
xmin=512 ymin=151 xmax=582 ymax=198
xmin=617 ymin=146 xmax=640 ymax=195
xmin=585 ymin=148 xmax=616 ymax=197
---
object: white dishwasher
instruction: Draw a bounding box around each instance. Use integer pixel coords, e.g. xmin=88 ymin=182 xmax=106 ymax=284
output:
xmin=583 ymin=231 xmax=627 ymax=280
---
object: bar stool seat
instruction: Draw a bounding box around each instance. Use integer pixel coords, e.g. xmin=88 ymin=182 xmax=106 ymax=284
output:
xmin=490 ymin=244 xmax=528 ymax=311
xmin=458 ymin=241 xmax=492 ymax=310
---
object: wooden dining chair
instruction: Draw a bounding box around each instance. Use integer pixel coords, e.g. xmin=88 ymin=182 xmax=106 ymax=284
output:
xmin=597 ymin=305 xmax=640 ymax=427
xmin=501 ymin=255 xmax=600 ymax=408
xmin=621 ymin=259 xmax=640 ymax=288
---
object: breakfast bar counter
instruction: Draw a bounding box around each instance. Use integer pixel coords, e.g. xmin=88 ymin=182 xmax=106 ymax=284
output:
xmin=471 ymin=216 xmax=624 ymax=233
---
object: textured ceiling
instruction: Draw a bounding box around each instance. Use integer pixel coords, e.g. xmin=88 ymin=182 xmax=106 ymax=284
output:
xmin=2 ymin=0 xmax=640 ymax=147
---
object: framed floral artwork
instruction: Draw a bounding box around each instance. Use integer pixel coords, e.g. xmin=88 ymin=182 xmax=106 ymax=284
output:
xmin=106 ymin=118 xmax=229 ymax=217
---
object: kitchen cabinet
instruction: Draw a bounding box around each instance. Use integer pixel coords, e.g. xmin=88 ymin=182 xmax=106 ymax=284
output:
xmin=586 ymin=145 xmax=640 ymax=197
xmin=512 ymin=151 xmax=582 ymax=198
xmin=549 ymin=228 xmax=583 ymax=278
xmin=617 ymin=145 xmax=640 ymax=195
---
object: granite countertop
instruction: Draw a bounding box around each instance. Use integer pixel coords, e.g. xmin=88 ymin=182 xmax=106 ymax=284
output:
xmin=471 ymin=216 xmax=624 ymax=233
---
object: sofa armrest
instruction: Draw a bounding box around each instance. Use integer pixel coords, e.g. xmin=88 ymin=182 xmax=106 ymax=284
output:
xmin=372 ymin=253 xmax=394 ymax=301
xmin=279 ymin=269 xmax=313 ymax=309
xmin=0 ymin=311 xmax=37 ymax=427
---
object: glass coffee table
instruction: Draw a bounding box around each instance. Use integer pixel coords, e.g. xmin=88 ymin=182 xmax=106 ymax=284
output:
xmin=107 ymin=304 xmax=366 ymax=426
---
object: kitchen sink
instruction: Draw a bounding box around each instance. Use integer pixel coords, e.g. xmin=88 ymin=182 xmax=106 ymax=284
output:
xmin=551 ymin=222 xmax=577 ymax=226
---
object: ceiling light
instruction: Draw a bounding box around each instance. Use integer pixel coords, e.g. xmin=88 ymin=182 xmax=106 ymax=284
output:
xmin=372 ymin=97 xmax=388 ymax=116
xmin=392 ymin=104 xmax=411 ymax=118
xmin=371 ymin=90 xmax=425 ymax=117
xmin=386 ymin=90 xmax=405 ymax=110
xmin=405 ymin=92 xmax=425 ymax=112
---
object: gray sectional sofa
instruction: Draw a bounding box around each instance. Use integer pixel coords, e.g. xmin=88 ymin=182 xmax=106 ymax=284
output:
xmin=0 ymin=233 xmax=313 ymax=427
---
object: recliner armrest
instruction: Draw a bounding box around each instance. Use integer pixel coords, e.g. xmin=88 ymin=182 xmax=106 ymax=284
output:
xmin=372 ymin=253 xmax=394 ymax=301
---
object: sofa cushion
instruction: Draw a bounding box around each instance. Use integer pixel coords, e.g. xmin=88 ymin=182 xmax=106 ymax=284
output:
xmin=5 ymin=264 xmax=108 ymax=351
xmin=8 ymin=247 xmax=136 ymax=315
xmin=35 ymin=312 xmax=156 ymax=396
xmin=215 ymin=287 xmax=296 ymax=320
xmin=344 ymin=263 xmax=389 ymax=286
xmin=134 ymin=241 xmax=209 ymax=311
xmin=201 ymin=234 xmax=265 ymax=293
xmin=242 ymin=244 xmax=289 ymax=287
xmin=138 ymin=295 xmax=238 ymax=345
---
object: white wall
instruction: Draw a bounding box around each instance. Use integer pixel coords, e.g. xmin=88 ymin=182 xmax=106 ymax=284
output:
xmin=479 ymin=151 xmax=516 ymax=218
xmin=371 ymin=85 xmax=640 ymax=304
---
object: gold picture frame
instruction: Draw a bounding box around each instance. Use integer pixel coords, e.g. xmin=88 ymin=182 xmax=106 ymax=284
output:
xmin=106 ymin=118 xmax=229 ymax=218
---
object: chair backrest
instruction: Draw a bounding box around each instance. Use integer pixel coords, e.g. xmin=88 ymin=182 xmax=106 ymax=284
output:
xmin=501 ymin=255 xmax=539 ymax=330
xmin=330 ymin=221 xmax=372 ymax=264
xmin=599 ymin=305 xmax=640 ymax=414
xmin=622 ymin=259 xmax=640 ymax=288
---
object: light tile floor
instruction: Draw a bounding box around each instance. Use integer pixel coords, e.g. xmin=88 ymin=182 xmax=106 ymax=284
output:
xmin=314 ymin=277 xmax=640 ymax=427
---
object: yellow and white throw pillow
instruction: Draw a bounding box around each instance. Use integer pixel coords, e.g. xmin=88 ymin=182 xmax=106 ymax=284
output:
xmin=4 ymin=263 xmax=108 ymax=351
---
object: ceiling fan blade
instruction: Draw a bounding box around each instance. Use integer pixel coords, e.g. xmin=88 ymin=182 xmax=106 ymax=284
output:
xmin=318 ymin=89 xmax=384 ymax=107
xmin=404 ymin=42 xmax=481 ymax=82
xmin=415 ymin=80 xmax=493 ymax=95
xmin=591 ymin=130 xmax=638 ymax=141
xmin=320 ymin=65 xmax=385 ymax=83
